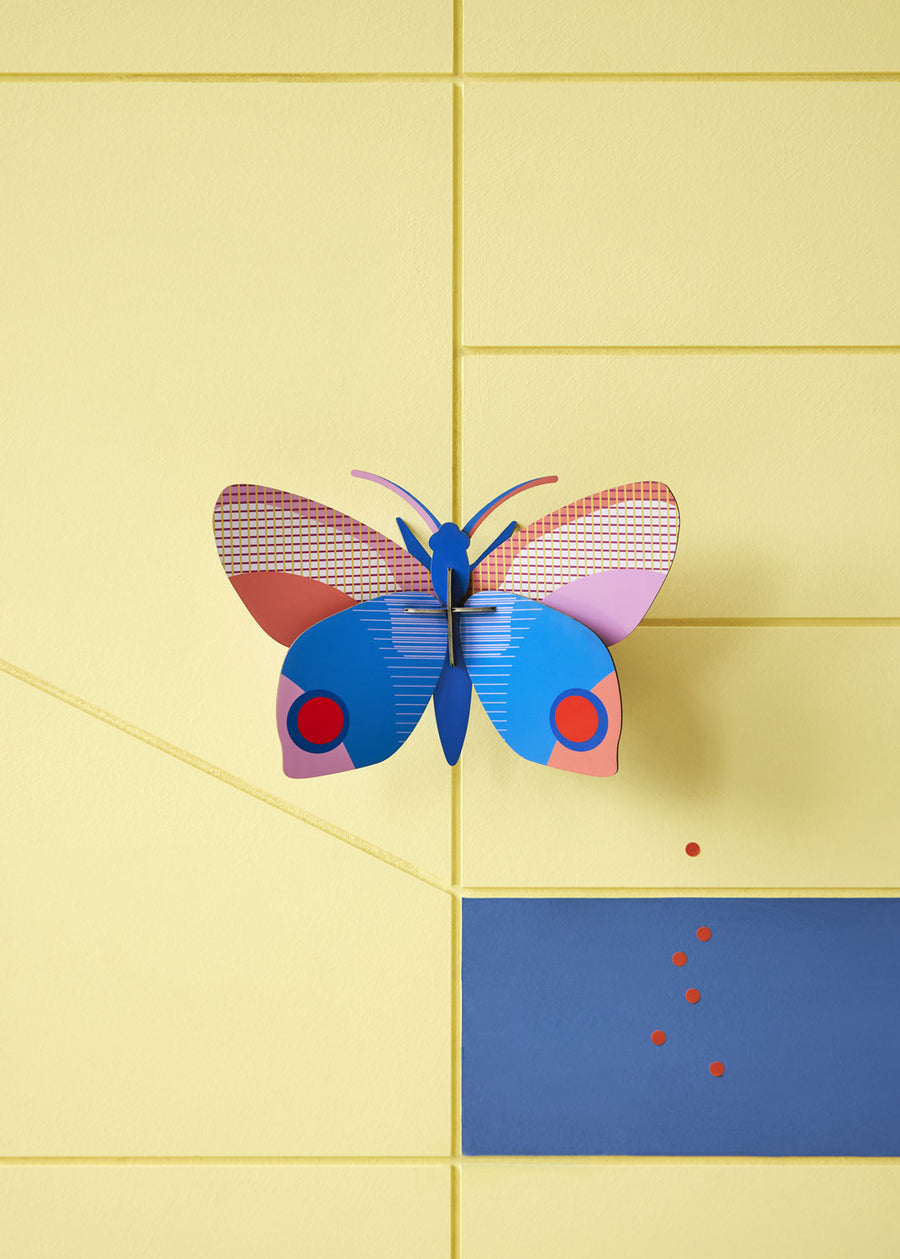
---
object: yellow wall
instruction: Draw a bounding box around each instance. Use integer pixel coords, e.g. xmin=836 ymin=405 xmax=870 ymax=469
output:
xmin=1 ymin=3 xmax=897 ymax=1255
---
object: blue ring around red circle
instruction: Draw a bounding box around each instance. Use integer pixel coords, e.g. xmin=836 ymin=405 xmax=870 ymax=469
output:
xmin=286 ymin=690 xmax=350 ymax=754
xmin=549 ymin=687 xmax=609 ymax=751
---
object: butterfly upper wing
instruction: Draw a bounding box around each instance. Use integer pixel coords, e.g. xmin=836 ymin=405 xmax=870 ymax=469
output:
xmin=460 ymin=592 xmax=621 ymax=777
xmin=277 ymin=592 xmax=447 ymax=778
xmin=470 ymin=481 xmax=679 ymax=645
xmin=214 ymin=483 xmax=432 ymax=646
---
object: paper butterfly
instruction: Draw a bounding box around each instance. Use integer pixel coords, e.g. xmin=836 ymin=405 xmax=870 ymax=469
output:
xmin=213 ymin=472 xmax=679 ymax=779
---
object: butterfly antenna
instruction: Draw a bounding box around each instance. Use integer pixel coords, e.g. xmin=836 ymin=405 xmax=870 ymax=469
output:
xmin=463 ymin=476 xmax=558 ymax=535
xmin=351 ymin=470 xmax=441 ymax=533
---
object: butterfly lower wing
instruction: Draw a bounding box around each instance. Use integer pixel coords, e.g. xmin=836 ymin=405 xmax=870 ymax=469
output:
xmin=277 ymin=592 xmax=446 ymax=778
xmin=470 ymin=481 xmax=679 ymax=645
xmin=460 ymin=592 xmax=621 ymax=777
xmin=214 ymin=483 xmax=432 ymax=646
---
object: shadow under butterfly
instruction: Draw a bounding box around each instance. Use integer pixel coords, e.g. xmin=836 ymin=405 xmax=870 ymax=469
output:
xmin=213 ymin=472 xmax=679 ymax=778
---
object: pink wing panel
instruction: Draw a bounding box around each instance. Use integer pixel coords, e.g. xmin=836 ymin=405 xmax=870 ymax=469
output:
xmin=471 ymin=482 xmax=679 ymax=645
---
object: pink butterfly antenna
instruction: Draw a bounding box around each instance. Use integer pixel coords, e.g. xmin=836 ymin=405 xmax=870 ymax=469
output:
xmin=463 ymin=476 xmax=558 ymax=535
xmin=351 ymin=470 xmax=441 ymax=533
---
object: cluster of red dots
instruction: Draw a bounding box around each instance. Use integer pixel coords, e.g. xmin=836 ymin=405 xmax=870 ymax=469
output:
xmin=650 ymin=924 xmax=724 ymax=1078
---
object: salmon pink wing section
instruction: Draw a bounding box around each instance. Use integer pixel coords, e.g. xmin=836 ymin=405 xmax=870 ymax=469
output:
xmin=470 ymin=481 xmax=679 ymax=646
xmin=213 ymin=484 xmax=432 ymax=646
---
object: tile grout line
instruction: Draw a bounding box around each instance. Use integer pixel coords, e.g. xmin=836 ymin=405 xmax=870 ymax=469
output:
xmin=468 ymin=71 xmax=900 ymax=82
xmin=0 ymin=72 xmax=453 ymax=83
xmin=3 ymin=71 xmax=900 ymax=83
xmin=451 ymin=105 xmax=463 ymax=525
xmin=0 ymin=1154 xmax=891 ymax=1165
xmin=450 ymin=1156 xmax=461 ymax=1256
xmin=451 ymin=5 xmax=464 ymax=1255
xmin=0 ymin=1156 xmax=456 ymax=1166
xmin=462 ymin=887 xmax=900 ymax=898
xmin=0 ymin=656 xmax=452 ymax=896
xmin=463 ymin=345 xmax=900 ymax=355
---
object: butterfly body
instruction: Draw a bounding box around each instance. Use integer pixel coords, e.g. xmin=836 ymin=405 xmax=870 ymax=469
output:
xmin=214 ymin=472 xmax=679 ymax=779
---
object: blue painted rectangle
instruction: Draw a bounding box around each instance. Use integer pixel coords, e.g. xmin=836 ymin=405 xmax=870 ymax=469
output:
xmin=462 ymin=898 xmax=900 ymax=1155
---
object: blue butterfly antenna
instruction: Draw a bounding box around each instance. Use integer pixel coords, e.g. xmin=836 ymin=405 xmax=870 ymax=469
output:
xmin=463 ymin=476 xmax=558 ymax=535
xmin=469 ymin=518 xmax=519 ymax=570
xmin=351 ymin=470 xmax=440 ymax=533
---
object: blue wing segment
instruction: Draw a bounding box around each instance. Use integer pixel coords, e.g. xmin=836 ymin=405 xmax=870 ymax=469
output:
xmin=463 ymin=897 xmax=900 ymax=1155
xmin=277 ymin=592 xmax=446 ymax=777
xmin=459 ymin=592 xmax=620 ymax=776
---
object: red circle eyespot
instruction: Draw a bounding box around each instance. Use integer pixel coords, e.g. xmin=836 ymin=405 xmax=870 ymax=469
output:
xmin=710 ymin=1061 xmax=725 ymax=1077
xmin=651 ymin=1029 xmax=666 ymax=1046
xmin=549 ymin=689 xmax=608 ymax=750
xmin=685 ymin=988 xmax=701 ymax=1004
xmin=672 ymin=951 xmax=687 ymax=967
xmin=296 ymin=695 xmax=346 ymax=745
xmin=697 ymin=926 xmax=712 ymax=942
xmin=685 ymin=842 xmax=701 ymax=857
xmin=553 ymin=693 xmax=600 ymax=742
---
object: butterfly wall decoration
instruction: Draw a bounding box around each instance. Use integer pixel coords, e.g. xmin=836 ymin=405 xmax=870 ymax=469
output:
xmin=213 ymin=472 xmax=679 ymax=778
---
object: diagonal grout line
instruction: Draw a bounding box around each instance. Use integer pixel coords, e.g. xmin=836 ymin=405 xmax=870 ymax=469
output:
xmin=463 ymin=344 xmax=900 ymax=356
xmin=0 ymin=656 xmax=452 ymax=897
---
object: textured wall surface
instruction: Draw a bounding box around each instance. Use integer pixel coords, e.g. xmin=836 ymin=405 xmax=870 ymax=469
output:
xmin=1 ymin=2 xmax=897 ymax=1254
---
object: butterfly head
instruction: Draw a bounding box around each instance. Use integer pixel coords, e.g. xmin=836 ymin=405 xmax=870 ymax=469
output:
xmin=427 ymin=521 xmax=472 ymax=605
xmin=352 ymin=470 xmax=558 ymax=606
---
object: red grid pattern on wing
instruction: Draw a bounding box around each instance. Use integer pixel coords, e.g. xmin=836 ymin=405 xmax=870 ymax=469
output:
xmin=214 ymin=484 xmax=431 ymax=603
xmin=471 ymin=482 xmax=679 ymax=601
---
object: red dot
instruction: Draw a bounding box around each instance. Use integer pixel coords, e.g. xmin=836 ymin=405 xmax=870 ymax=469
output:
xmin=697 ymin=926 xmax=712 ymax=942
xmin=553 ymin=693 xmax=600 ymax=742
xmin=685 ymin=988 xmax=701 ymax=1004
xmin=651 ymin=1029 xmax=666 ymax=1046
xmin=685 ymin=842 xmax=701 ymax=857
xmin=672 ymin=951 xmax=687 ymax=967
xmin=296 ymin=695 xmax=345 ymax=745
xmin=710 ymin=1061 xmax=725 ymax=1077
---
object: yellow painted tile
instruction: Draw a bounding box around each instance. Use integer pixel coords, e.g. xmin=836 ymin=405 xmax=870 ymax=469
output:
xmin=0 ymin=0 xmax=451 ymax=72
xmin=465 ymin=0 xmax=900 ymax=72
xmin=460 ymin=627 xmax=900 ymax=888
xmin=462 ymin=354 xmax=900 ymax=618
xmin=0 ymin=83 xmax=452 ymax=882
xmin=0 ymin=672 xmax=450 ymax=1153
xmin=462 ymin=1163 xmax=899 ymax=1259
xmin=0 ymin=1166 xmax=448 ymax=1258
xmin=464 ymin=83 xmax=900 ymax=346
